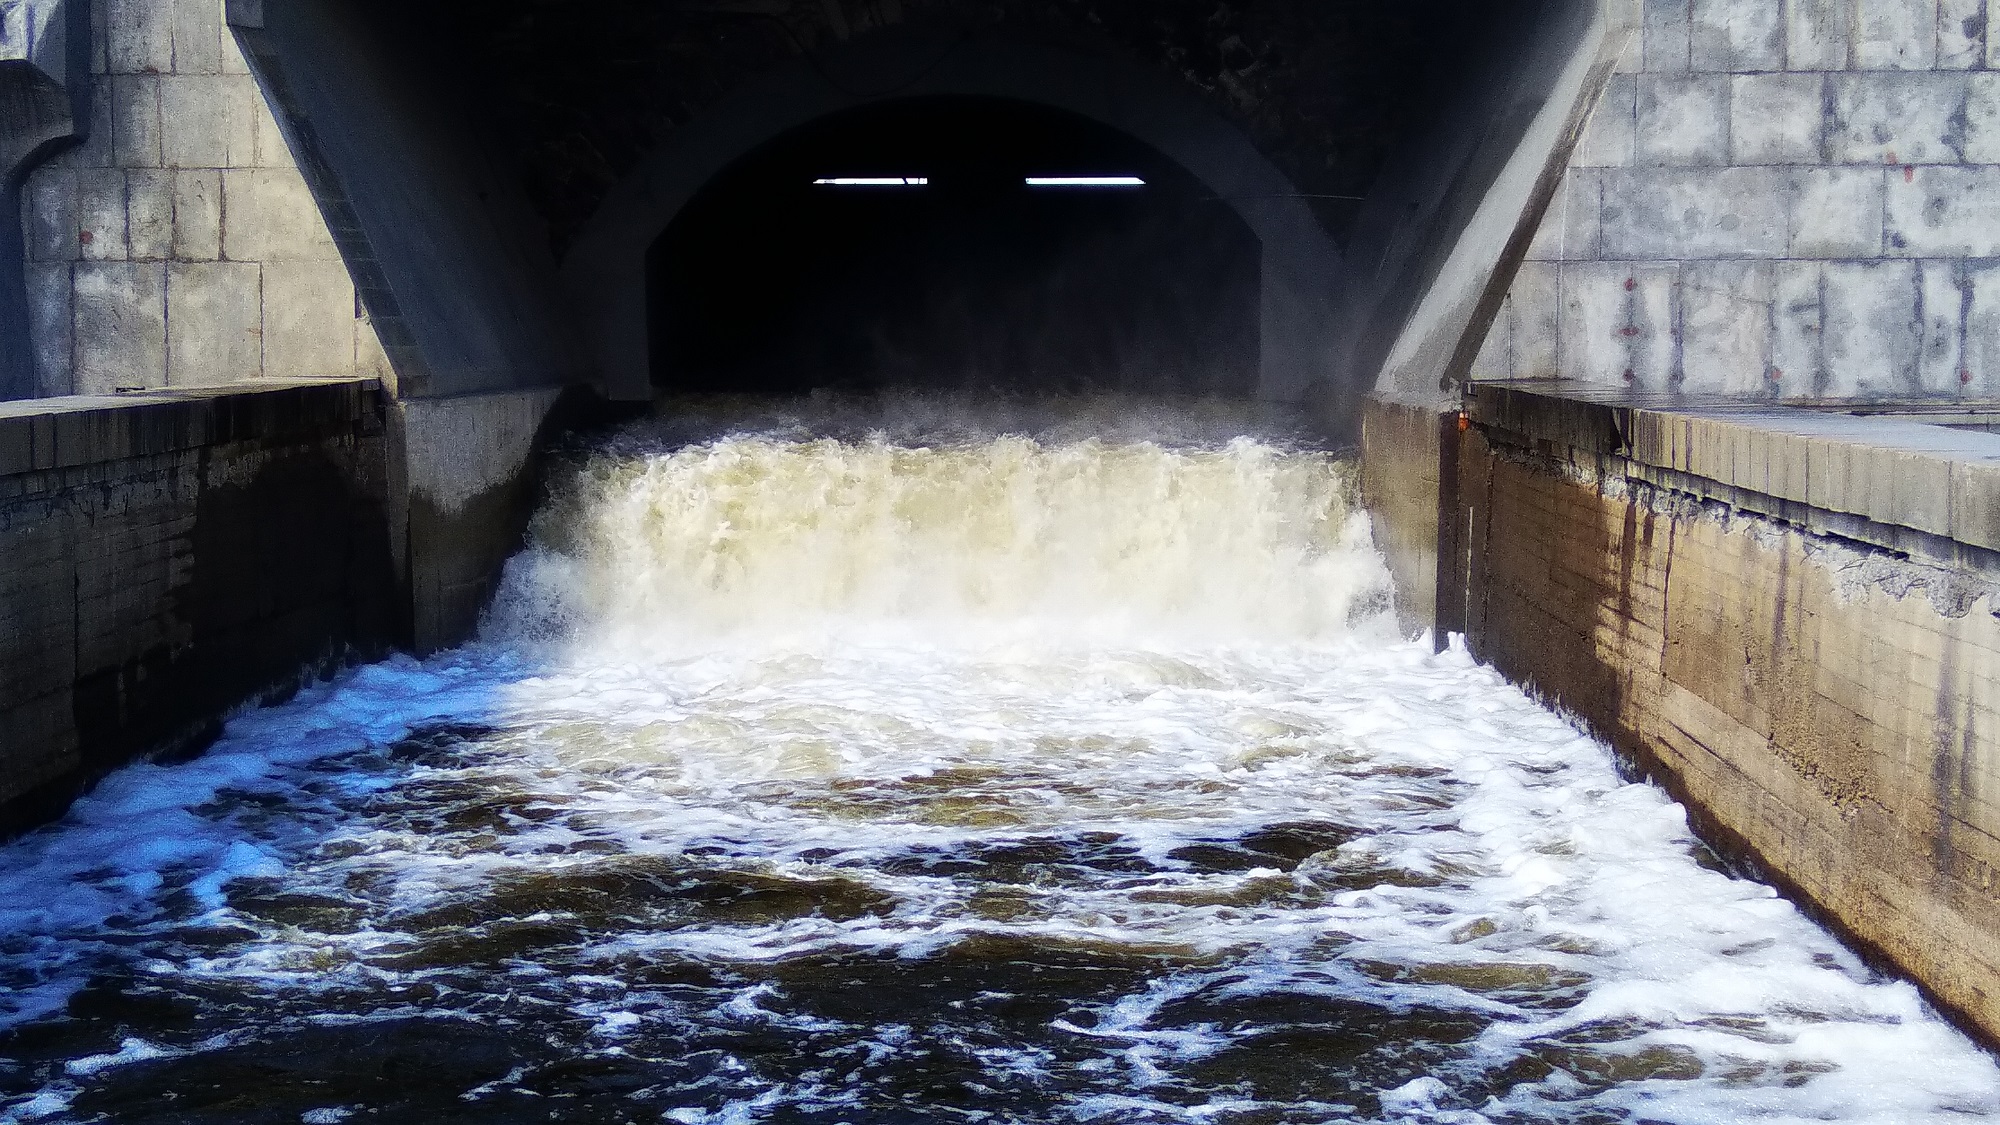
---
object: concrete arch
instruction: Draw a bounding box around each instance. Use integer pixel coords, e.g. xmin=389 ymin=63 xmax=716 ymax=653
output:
xmin=560 ymin=32 xmax=1347 ymax=408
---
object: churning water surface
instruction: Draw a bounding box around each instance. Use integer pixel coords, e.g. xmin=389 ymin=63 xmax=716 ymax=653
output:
xmin=1 ymin=400 xmax=1998 ymax=1124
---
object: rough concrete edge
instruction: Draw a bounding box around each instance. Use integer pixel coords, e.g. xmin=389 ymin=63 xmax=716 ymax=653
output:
xmin=395 ymin=387 xmax=566 ymax=516
xmin=0 ymin=380 xmax=383 ymax=476
xmin=1468 ymin=380 xmax=2000 ymax=560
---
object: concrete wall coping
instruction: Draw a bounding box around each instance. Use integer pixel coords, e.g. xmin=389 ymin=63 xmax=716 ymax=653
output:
xmin=0 ymin=378 xmax=383 ymax=477
xmin=1465 ymin=380 xmax=2000 ymax=556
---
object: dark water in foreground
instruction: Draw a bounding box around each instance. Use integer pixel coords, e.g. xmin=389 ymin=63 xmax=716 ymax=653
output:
xmin=0 ymin=432 xmax=1993 ymax=1124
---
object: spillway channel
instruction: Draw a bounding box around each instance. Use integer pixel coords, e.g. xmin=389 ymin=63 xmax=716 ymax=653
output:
xmin=1 ymin=399 xmax=1997 ymax=1124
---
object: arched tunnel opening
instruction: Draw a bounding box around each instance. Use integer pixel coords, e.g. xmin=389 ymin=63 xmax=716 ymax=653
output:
xmin=205 ymin=0 xmax=1545 ymax=414
xmin=648 ymin=97 xmax=1262 ymax=398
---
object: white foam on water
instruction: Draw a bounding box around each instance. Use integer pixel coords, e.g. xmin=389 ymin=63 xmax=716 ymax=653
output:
xmin=485 ymin=434 xmax=1394 ymax=651
xmin=60 ymin=1038 xmax=175 ymax=1078
xmin=0 ymin=428 xmax=1995 ymax=1122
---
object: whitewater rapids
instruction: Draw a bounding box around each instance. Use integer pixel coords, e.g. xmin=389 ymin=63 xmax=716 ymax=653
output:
xmin=0 ymin=407 xmax=1995 ymax=1124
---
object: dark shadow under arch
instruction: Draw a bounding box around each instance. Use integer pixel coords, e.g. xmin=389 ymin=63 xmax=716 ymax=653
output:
xmin=647 ymin=96 xmax=1263 ymax=398
xmin=560 ymin=32 xmax=1348 ymax=412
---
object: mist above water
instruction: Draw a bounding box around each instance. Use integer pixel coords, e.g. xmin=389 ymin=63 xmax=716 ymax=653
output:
xmin=0 ymin=398 xmax=1996 ymax=1124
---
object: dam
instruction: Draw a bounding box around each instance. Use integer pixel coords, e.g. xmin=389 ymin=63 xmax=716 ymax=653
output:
xmin=6 ymin=0 xmax=2000 ymax=1119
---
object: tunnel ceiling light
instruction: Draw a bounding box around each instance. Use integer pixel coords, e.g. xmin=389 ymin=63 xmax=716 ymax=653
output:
xmin=1025 ymin=176 xmax=1146 ymax=187
xmin=814 ymin=177 xmax=928 ymax=186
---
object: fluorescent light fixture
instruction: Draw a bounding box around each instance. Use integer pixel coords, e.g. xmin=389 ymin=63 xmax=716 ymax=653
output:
xmin=814 ymin=177 xmax=928 ymax=186
xmin=1025 ymin=176 xmax=1146 ymax=187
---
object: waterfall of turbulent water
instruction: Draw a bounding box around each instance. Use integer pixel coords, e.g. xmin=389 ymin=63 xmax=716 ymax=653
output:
xmin=1 ymin=412 xmax=1998 ymax=1125
xmin=485 ymin=434 xmax=1393 ymax=647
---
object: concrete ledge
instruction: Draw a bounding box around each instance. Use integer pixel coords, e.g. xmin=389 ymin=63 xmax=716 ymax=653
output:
xmin=0 ymin=380 xmax=385 ymax=477
xmin=1467 ymin=380 xmax=2000 ymax=564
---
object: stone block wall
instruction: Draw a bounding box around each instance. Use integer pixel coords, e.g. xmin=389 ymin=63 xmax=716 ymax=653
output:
xmin=0 ymin=380 xmax=397 ymax=835
xmin=1475 ymin=0 xmax=2000 ymax=401
xmin=1439 ymin=383 xmax=2000 ymax=1038
xmin=17 ymin=0 xmax=393 ymax=397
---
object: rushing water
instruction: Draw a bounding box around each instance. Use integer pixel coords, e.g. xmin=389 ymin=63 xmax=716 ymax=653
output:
xmin=2 ymin=401 xmax=1998 ymax=1124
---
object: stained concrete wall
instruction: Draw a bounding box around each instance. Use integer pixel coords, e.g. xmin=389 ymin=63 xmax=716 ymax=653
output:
xmin=1358 ymin=398 xmax=1452 ymax=635
xmin=391 ymin=386 xmax=575 ymax=654
xmin=11 ymin=0 xmax=394 ymax=398
xmin=1371 ymin=382 xmax=2000 ymax=1039
xmin=1477 ymin=0 xmax=2000 ymax=401
xmin=0 ymin=379 xmax=397 ymax=836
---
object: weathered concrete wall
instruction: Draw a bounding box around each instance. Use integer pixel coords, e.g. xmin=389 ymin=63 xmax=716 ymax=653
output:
xmin=1478 ymin=0 xmax=2000 ymax=402
xmin=1425 ymin=381 xmax=2000 ymax=1039
xmin=12 ymin=0 xmax=394 ymax=398
xmin=391 ymin=385 xmax=573 ymax=654
xmin=0 ymin=379 xmax=397 ymax=835
xmin=1359 ymin=396 xmax=1451 ymax=636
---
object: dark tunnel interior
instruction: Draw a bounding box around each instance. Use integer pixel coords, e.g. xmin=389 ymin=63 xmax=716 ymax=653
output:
xmin=379 ymin=0 xmax=1514 ymax=256
xmin=647 ymin=98 xmax=1262 ymax=397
